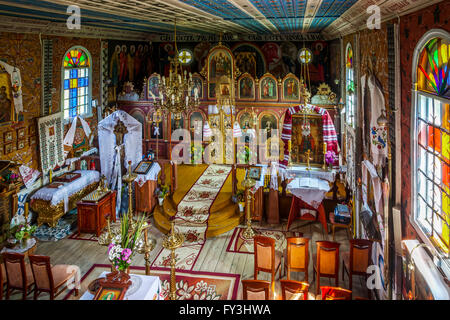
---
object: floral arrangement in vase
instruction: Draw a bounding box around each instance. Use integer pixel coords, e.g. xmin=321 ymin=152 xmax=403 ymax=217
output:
xmin=325 ymin=151 xmax=337 ymax=169
xmin=107 ymin=214 xmax=147 ymax=272
xmin=10 ymin=223 xmax=36 ymax=246
xmin=237 ymin=146 xmax=256 ymax=164
xmin=156 ymin=184 xmax=169 ymax=205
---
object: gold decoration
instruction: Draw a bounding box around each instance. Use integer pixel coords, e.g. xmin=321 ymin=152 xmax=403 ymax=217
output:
xmin=241 ymin=178 xmax=256 ymax=239
xmin=162 ymin=221 xmax=184 ymax=300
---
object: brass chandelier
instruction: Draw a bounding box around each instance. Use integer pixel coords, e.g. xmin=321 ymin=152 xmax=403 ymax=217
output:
xmin=152 ymin=19 xmax=200 ymax=114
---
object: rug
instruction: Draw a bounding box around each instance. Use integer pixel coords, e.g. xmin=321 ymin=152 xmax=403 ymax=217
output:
xmin=33 ymin=209 xmax=77 ymax=241
xmin=68 ymin=231 xmax=99 ymax=242
xmin=63 ymin=264 xmax=240 ymax=300
xmin=226 ymin=227 xmax=303 ymax=254
xmin=151 ymin=164 xmax=232 ymax=271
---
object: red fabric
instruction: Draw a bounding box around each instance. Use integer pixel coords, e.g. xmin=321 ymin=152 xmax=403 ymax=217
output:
xmin=280 ymin=105 xmax=339 ymax=169
xmin=287 ymin=196 xmax=328 ymax=233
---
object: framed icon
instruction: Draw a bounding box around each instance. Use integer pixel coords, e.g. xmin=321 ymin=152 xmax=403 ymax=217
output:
xmin=4 ymin=142 xmax=13 ymax=154
xmin=17 ymin=127 xmax=26 ymax=140
xmin=17 ymin=139 xmax=26 ymax=150
xmin=28 ymin=124 xmax=36 ymax=136
xmin=133 ymin=160 xmax=154 ymax=175
xmin=3 ymin=131 xmax=13 ymax=143
xmin=246 ymin=166 xmax=262 ymax=181
xmin=93 ymin=284 xmax=127 ymax=300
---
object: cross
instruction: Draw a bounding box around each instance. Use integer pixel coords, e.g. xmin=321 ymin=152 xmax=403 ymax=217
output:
xmin=114 ymin=119 xmax=128 ymax=146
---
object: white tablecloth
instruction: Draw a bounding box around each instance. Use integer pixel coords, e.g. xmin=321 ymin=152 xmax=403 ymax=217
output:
xmin=79 ymin=271 xmax=162 ymax=300
xmin=287 ymin=177 xmax=332 ymax=209
xmin=287 ymin=166 xmax=336 ymax=183
xmin=250 ymin=164 xmax=267 ymax=192
xmin=135 ymin=162 xmax=161 ymax=187
xmin=30 ymin=170 xmax=100 ymax=212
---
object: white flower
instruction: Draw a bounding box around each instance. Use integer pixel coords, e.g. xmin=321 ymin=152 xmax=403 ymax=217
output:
xmin=194 ymin=280 xmax=208 ymax=293
xmin=176 ymin=280 xmax=194 ymax=300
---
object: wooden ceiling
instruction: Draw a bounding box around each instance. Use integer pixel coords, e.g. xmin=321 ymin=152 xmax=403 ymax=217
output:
xmin=0 ymin=0 xmax=443 ymax=41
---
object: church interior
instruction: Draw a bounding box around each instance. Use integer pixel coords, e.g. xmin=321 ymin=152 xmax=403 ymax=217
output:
xmin=0 ymin=0 xmax=449 ymax=301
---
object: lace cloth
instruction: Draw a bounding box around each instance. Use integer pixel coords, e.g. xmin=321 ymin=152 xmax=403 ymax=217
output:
xmin=31 ymin=170 xmax=100 ymax=213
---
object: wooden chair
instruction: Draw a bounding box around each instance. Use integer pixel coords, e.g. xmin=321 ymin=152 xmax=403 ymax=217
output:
xmin=280 ymin=280 xmax=309 ymax=300
xmin=320 ymin=286 xmax=352 ymax=300
xmin=283 ymin=237 xmax=310 ymax=282
xmin=241 ymin=280 xmax=271 ymax=300
xmin=253 ymin=236 xmax=282 ymax=293
xmin=2 ymin=252 xmax=35 ymax=300
xmin=329 ymin=206 xmax=352 ymax=241
xmin=312 ymin=241 xmax=340 ymax=295
xmin=29 ymin=254 xmax=79 ymax=300
xmin=342 ymin=239 xmax=373 ymax=299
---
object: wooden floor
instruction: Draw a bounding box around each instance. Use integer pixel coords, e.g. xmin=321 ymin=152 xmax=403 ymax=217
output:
xmin=6 ymin=215 xmax=370 ymax=300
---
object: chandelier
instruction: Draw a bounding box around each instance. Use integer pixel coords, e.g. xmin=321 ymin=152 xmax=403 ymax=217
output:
xmin=151 ymin=19 xmax=200 ymax=114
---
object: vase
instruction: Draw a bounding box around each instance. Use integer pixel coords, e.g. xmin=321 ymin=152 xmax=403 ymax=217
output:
xmin=158 ymin=197 xmax=164 ymax=206
xmin=238 ymin=203 xmax=244 ymax=212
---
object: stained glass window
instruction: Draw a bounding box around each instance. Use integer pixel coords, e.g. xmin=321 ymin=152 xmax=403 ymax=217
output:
xmin=62 ymin=47 xmax=92 ymax=120
xmin=415 ymin=36 xmax=450 ymax=256
xmin=346 ymin=44 xmax=355 ymax=127
xmin=178 ymin=49 xmax=193 ymax=65
xmin=417 ymin=37 xmax=450 ymax=99
xmin=298 ymin=48 xmax=312 ymax=64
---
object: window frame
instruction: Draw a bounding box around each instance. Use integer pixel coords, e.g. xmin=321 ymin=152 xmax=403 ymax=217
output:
xmin=345 ymin=43 xmax=355 ymax=128
xmin=61 ymin=46 xmax=93 ymax=123
xmin=411 ymin=29 xmax=450 ymax=276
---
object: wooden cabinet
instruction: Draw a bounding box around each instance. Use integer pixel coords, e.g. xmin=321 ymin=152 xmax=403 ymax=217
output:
xmin=251 ymin=187 xmax=264 ymax=222
xmin=135 ymin=180 xmax=157 ymax=214
xmin=76 ymin=191 xmax=116 ymax=236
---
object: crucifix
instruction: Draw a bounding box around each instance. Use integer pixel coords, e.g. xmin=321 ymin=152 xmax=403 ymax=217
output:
xmin=114 ymin=119 xmax=128 ymax=170
xmin=305 ymin=149 xmax=313 ymax=171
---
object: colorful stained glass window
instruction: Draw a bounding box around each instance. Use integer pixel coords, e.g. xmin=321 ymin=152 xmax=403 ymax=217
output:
xmin=346 ymin=44 xmax=355 ymax=127
xmin=415 ymin=36 xmax=450 ymax=255
xmin=62 ymin=47 xmax=91 ymax=120
xmin=417 ymin=37 xmax=450 ymax=99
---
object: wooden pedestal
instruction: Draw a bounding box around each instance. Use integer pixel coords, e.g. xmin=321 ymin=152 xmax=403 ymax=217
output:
xmin=252 ymin=187 xmax=263 ymax=222
xmin=135 ymin=180 xmax=157 ymax=214
xmin=76 ymin=191 xmax=116 ymax=236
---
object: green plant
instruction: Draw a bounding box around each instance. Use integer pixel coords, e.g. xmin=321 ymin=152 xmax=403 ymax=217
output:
xmin=236 ymin=189 xmax=245 ymax=203
xmin=12 ymin=224 xmax=37 ymax=242
xmin=158 ymin=185 xmax=169 ymax=199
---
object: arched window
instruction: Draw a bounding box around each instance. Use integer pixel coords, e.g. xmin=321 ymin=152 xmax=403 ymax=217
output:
xmin=61 ymin=46 xmax=92 ymax=121
xmin=345 ymin=44 xmax=355 ymax=127
xmin=412 ymin=30 xmax=450 ymax=255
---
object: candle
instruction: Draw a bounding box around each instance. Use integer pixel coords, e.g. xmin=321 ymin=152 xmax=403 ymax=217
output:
xmin=25 ymin=202 xmax=29 ymax=221
xmin=323 ymin=142 xmax=327 ymax=154
xmin=49 ymin=169 xmax=53 ymax=183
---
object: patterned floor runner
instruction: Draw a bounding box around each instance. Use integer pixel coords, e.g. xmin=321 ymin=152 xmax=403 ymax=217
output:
xmin=63 ymin=264 xmax=240 ymax=300
xmin=151 ymin=164 xmax=232 ymax=271
xmin=226 ymin=226 xmax=303 ymax=254
xmin=33 ymin=209 xmax=78 ymax=241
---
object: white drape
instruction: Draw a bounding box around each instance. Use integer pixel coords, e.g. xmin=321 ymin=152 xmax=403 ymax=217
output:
xmin=98 ymin=110 xmax=142 ymax=214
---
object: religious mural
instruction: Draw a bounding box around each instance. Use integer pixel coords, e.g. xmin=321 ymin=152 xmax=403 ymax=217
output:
xmin=259 ymin=74 xmax=278 ymax=101
xmin=108 ymin=40 xmax=154 ymax=101
xmin=238 ymin=74 xmax=255 ymax=100
xmin=282 ymin=74 xmax=300 ymax=101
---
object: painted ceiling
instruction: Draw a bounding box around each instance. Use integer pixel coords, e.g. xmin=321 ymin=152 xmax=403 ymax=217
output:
xmin=0 ymin=0 xmax=442 ymax=40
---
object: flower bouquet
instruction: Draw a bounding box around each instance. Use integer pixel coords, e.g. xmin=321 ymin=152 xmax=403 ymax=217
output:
xmin=156 ymin=184 xmax=169 ymax=205
xmin=10 ymin=223 xmax=37 ymax=247
xmin=107 ymin=214 xmax=147 ymax=273
xmin=191 ymin=144 xmax=204 ymax=164
xmin=325 ymin=151 xmax=337 ymax=169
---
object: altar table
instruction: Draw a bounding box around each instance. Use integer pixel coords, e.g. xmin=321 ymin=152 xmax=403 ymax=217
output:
xmin=286 ymin=176 xmax=332 ymax=233
xmin=30 ymin=170 xmax=100 ymax=227
xmin=79 ymin=271 xmax=162 ymax=300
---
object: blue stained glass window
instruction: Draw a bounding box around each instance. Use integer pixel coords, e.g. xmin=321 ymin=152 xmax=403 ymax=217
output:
xmin=62 ymin=47 xmax=92 ymax=120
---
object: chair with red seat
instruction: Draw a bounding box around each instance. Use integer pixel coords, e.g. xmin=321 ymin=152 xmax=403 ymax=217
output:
xmin=312 ymin=241 xmax=340 ymax=295
xmin=241 ymin=279 xmax=271 ymax=300
xmin=283 ymin=237 xmax=310 ymax=282
xmin=280 ymin=280 xmax=309 ymax=300
xmin=2 ymin=252 xmax=35 ymax=300
xmin=320 ymin=286 xmax=352 ymax=300
xmin=342 ymin=239 xmax=373 ymax=298
xmin=29 ymin=254 xmax=79 ymax=300
xmin=253 ymin=236 xmax=282 ymax=293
